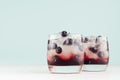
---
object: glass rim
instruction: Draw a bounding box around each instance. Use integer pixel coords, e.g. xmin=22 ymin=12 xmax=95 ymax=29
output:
xmin=48 ymin=33 xmax=83 ymax=39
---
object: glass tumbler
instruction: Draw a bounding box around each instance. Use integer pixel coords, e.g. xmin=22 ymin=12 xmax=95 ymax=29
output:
xmin=47 ymin=31 xmax=84 ymax=73
xmin=83 ymin=36 xmax=109 ymax=71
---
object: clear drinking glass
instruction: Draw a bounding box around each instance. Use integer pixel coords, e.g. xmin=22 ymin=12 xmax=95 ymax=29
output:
xmin=83 ymin=36 xmax=109 ymax=71
xmin=47 ymin=31 xmax=84 ymax=73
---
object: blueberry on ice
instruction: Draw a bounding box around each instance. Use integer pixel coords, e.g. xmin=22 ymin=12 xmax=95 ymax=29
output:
xmin=89 ymin=47 xmax=98 ymax=53
xmin=63 ymin=38 xmax=73 ymax=45
xmin=48 ymin=40 xmax=50 ymax=44
xmin=56 ymin=47 xmax=62 ymax=54
xmin=53 ymin=55 xmax=60 ymax=63
xmin=48 ymin=43 xmax=57 ymax=50
xmin=52 ymin=43 xmax=57 ymax=49
xmin=84 ymin=37 xmax=88 ymax=43
xmin=98 ymin=51 xmax=105 ymax=58
xmin=61 ymin=31 xmax=68 ymax=37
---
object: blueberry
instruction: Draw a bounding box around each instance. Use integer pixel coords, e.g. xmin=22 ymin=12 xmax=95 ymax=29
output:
xmin=84 ymin=60 xmax=92 ymax=64
xmin=52 ymin=43 xmax=57 ymax=49
xmin=48 ymin=43 xmax=57 ymax=50
xmin=56 ymin=47 xmax=62 ymax=54
xmin=49 ymin=55 xmax=61 ymax=65
xmin=61 ymin=31 xmax=68 ymax=37
xmin=84 ymin=37 xmax=88 ymax=43
xmin=89 ymin=47 xmax=98 ymax=53
xmin=52 ymin=55 xmax=60 ymax=63
xmin=63 ymin=38 xmax=73 ymax=45
xmin=48 ymin=40 xmax=50 ymax=44
xmin=98 ymin=51 xmax=105 ymax=58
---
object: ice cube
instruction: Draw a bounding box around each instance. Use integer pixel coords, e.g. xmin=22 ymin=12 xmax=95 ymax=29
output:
xmin=88 ymin=36 xmax=96 ymax=42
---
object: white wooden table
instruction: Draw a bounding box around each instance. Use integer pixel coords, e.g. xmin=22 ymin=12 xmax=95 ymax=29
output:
xmin=0 ymin=65 xmax=119 ymax=80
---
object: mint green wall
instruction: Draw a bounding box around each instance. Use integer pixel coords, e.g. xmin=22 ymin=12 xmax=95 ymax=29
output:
xmin=0 ymin=0 xmax=119 ymax=65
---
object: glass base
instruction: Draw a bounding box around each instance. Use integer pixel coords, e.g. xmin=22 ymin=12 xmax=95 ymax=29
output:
xmin=48 ymin=65 xmax=81 ymax=74
xmin=82 ymin=65 xmax=108 ymax=72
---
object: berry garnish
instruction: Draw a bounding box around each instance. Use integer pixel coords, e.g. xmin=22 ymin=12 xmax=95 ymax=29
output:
xmin=98 ymin=51 xmax=105 ymax=58
xmin=89 ymin=47 xmax=98 ymax=53
xmin=61 ymin=31 xmax=68 ymax=37
xmin=48 ymin=43 xmax=57 ymax=50
xmin=84 ymin=37 xmax=88 ymax=43
xmin=48 ymin=40 xmax=50 ymax=44
xmin=63 ymin=38 xmax=73 ymax=45
xmin=56 ymin=47 xmax=62 ymax=54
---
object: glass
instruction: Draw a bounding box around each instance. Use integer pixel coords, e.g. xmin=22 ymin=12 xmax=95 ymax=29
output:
xmin=83 ymin=36 xmax=109 ymax=71
xmin=47 ymin=31 xmax=84 ymax=73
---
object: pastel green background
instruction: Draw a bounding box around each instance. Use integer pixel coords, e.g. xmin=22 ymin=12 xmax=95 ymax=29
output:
xmin=0 ymin=0 xmax=119 ymax=65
